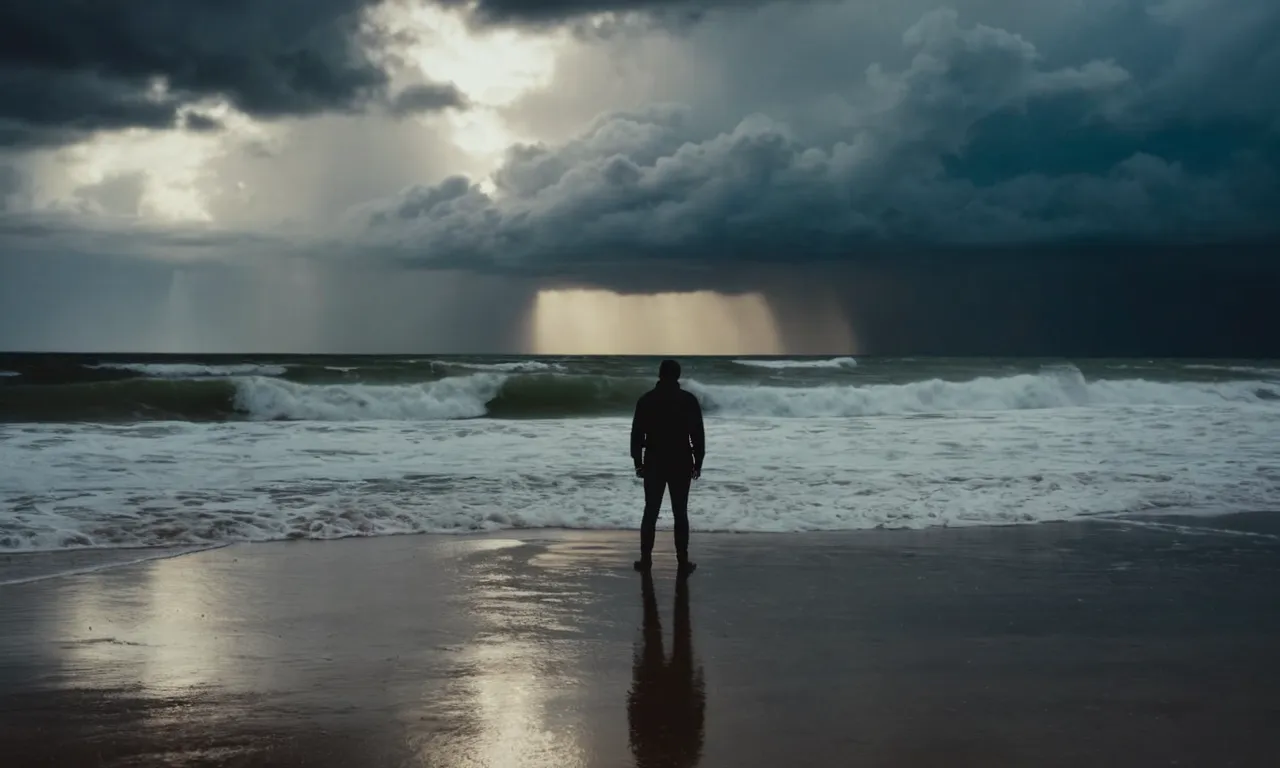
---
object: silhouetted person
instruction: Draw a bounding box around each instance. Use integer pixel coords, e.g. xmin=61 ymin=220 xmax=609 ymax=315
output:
xmin=627 ymin=571 xmax=705 ymax=768
xmin=631 ymin=359 xmax=705 ymax=574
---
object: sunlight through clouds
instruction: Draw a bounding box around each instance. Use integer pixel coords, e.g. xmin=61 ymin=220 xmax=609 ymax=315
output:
xmin=25 ymin=102 xmax=274 ymax=223
xmin=377 ymin=3 xmax=566 ymax=166
xmin=529 ymin=288 xmax=784 ymax=354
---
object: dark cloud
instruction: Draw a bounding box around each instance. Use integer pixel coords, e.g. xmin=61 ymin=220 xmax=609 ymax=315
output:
xmin=0 ymin=70 xmax=182 ymax=147
xmin=183 ymin=113 xmax=224 ymax=133
xmin=354 ymin=9 xmax=1277 ymax=274
xmin=1141 ymin=0 xmax=1280 ymax=124
xmin=388 ymin=83 xmax=469 ymax=117
xmin=0 ymin=0 xmax=462 ymax=146
xmin=436 ymin=0 xmax=762 ymax=27
xmin=496 ymin=0 xmax=1280 ymax=171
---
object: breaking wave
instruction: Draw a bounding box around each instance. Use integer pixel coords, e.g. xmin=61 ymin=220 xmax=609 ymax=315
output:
xmin=450 ymin=360 xmax=568 ymax=373
xmin=733 ymin=357 xmax=858 ymax=370
xmin=2 ymin=368 xmax=1276 ymax=422
xmin=88 ymin=362 xmax=290 ymax=378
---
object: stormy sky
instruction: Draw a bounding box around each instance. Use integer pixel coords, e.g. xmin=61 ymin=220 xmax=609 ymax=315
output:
xmin=1 ymin=0 xmax=1277 ymax=355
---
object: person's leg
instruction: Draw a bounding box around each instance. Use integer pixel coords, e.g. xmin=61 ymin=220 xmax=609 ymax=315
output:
xmin=668 ymin=472 xmax=693 ymax=566
xmin=637 ymin=471 xmax=665 ymax=568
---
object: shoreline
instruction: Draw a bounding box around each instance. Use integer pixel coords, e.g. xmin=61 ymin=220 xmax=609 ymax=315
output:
xmin=2 ymin=519 xmax=1279 ymax=766
xmin=3 ymin=510 xmax=1279 ymax=586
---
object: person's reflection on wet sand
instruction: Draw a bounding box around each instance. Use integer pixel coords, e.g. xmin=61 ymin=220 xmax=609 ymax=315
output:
xmin=627 ymin=571 xmax=706 ymax=767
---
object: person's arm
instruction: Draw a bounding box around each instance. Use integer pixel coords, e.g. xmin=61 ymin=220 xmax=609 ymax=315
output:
xmin=688 ymin=394 xmax=705 ymax=475
xmin=630 ymin=397 xmax=646 ymax=473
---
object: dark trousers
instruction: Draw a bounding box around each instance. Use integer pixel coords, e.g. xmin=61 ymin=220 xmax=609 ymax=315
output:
xmin=640 ymin=466 xmax=692 ymax=561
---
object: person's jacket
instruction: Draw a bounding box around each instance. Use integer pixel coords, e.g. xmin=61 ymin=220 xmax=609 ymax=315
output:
xmin=630 ymin=380 xmax=705 ymax=470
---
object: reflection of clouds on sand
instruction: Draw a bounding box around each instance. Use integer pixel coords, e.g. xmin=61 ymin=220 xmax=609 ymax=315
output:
xmin=629 ymin=573 xmax=706 ymax=768
xmin=409 ymin=539 xmax=589 ymax=767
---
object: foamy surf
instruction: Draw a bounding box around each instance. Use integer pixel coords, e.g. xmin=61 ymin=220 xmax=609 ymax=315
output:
xmin=3 ymin=354 xmax=1279 ymax=552
xmin=449 ymin=360 xmax=569 ymax=373
xmin=89 ymin=363 xmax=289 ymax=377
xmin=733 ymin=357 xmax=858 ymax=369
xmin=691 ymin=371 xmax=1277 ymax=418
xmin=2 ymin=400 xmax=1278 ymax=551
xmin=234 ymin=375 xmax=504 ymax=421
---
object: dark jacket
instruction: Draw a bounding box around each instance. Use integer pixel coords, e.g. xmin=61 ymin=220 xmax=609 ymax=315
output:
xmin=630 ymin=380 xmax=705 ymax=471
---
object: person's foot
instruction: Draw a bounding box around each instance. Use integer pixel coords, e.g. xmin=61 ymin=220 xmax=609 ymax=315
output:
xmin=633 ymin=559 xmax=652 ymax=572
xmin=677 ymin=560 xmax=697 ymax=577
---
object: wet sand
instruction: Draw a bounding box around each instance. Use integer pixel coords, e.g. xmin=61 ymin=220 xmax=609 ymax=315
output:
xmin=2 ymin=518 xmax=1279 ymax=767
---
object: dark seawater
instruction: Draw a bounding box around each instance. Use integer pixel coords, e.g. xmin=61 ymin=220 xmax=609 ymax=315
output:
xmin=1 ymin=353 xmax=1278 ymax=423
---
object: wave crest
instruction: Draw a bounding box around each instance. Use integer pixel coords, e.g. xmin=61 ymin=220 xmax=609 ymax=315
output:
xmin=90 ymin=363 xmax=289 ymax=377
xmin=691 ymin=368 xmax=1275 ymax=417
xmin=733 ymin=357 xmax=858 ymax=370
xmin=2 ymin=368 xmax=1276 ymax=423
xmin=235 ymin=375 xmax=503 ymax=421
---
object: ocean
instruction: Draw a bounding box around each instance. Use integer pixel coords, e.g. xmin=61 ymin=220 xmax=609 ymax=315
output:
xmin=1 ymin=353 xmax=1278 ymax=553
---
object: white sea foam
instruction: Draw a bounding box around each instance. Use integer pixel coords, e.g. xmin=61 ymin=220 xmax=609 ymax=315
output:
xmin=450 ymin=360 xmax=568 ymax=373
xmin=733 ymin=357 xmax=858 ymax=370
xmin=689 ymin=371 xmax=1278 ymax=417
xmin=0 ymin=371 xmax=18 ymax=378
xmin=2 ymin=399 xmax=1278 ymax=551
xmin=233 ymin=375 xmax=504 ymax=421
xmin=90 ymin=363 xmax=289 ymax=378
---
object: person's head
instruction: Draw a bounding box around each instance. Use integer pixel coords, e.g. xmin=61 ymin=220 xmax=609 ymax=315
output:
xmin=658 ymin=359 xmax=681 ymax=382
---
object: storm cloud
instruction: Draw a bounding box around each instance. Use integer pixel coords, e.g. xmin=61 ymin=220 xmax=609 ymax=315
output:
xmin=0 ymin=0 xmax=462 ymax=146
xmin=1 ymin=0 xmax=1278 ymax=355
xmin=354 ymin=8 xmax=1277 ymax=273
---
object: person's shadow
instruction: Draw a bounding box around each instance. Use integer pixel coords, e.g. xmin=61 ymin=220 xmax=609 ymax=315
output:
xmin=627 ymin=571 xmax=706 ymax=767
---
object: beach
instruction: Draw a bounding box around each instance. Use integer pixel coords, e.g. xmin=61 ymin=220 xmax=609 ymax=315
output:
xmin=3 ymin=353 xmax=1279 ymax=765
xmin=3 ymin=518 xmax=1279 ymax=767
